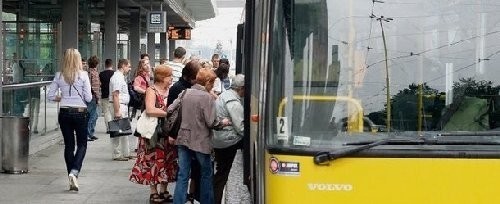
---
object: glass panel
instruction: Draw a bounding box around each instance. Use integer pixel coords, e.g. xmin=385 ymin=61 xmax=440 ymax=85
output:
xmin=1 ymin=84 xmax=56 ymax=135
xmin=267 ymin=0 xmax=500 ymax=148
xmin=3 ymin=21 xmax=58 ymax=84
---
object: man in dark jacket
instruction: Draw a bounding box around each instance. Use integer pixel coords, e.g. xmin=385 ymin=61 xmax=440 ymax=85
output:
xmin=167 ymin=61 xmax=199 ymax=106
xmin=166 ymin=61 xmax=201 ymax=202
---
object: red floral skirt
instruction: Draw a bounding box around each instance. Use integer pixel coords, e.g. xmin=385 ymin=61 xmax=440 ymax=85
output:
xmin=129 ymin=137 xmax=178 ymax=185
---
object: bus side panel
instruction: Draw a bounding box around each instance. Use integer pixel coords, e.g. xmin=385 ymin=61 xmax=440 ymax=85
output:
xmin=265 ymin=153 xmax=500 ymax=204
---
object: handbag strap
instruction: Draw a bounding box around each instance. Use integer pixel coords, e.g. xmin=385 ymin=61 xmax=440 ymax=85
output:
xmin=179 ymin=89 xmax=187 ymax=102
xmin=141 ymin=75 xmax=149 ymax=88
xmin=72 ymin=84 xmax=87 ymax=104
xmin=59 ymin=72 xmax=86 ymax=104
xmin=175 ymin=89 xmax=187 ymax=111
xmin=149 ymin=86 xmax=166 ymax=109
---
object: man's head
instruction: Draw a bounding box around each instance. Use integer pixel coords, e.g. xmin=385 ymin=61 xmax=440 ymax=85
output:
xmin=105 ymin=59 xmax=113 ymax=68
xmin=81 ymin=58 xmax=88 ymax=70
xmin=211 ymin=54 xmax=220 ymax=68
xmin=182 ymin=61 xmax=202 ymax=85
xmin=231 ymin=74 xmax=245 ymax=97
xmin=219 ymin=58 xmax=230 ymax=67
xmin=159 ymin=58 xmax=167 ymax=65
xmin=87 ymin=56 xmax=99 ymax=69
xmin=215 ymin=63 xmax=229 ymax=79
xmin=117 ymin=59 xmax=131 ymax=74
xmin=174 ymin=47 xmax=186 ymax=60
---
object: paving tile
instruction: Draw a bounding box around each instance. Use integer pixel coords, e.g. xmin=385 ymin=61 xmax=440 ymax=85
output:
xmin=0 ymin=116 xmax=251 ymax=204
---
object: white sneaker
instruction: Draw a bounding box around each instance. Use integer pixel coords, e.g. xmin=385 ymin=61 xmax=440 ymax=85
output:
xmin=68 ymin=174 xmax=79 ymax=191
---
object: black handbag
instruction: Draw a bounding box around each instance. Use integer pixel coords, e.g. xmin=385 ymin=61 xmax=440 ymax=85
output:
xmin=108 ymin=118 xmax=133 ymax=137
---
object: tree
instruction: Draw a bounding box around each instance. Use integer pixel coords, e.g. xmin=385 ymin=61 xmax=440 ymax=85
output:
xmin=438 ymin=78 xmax=500 ymax=129
xmin=214 ymin=41 xmax=224 ymax=55
xmin=388 ymin=83 xmax=440 ymax=131
xmin=452 ymin=77 xmax=500 ymax=100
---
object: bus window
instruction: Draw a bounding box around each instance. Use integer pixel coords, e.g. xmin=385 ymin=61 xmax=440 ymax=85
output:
xmin=266 ymin=0 xmax=500 ymax=148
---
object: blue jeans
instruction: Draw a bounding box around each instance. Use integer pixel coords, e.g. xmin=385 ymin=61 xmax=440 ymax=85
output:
xmin=59 ymin=109 xmax=88 ymax=176
xmin=174 ymin=145 xmax=214 ymax=204
xmin=86 ymin=98 xmax=98 ymax=138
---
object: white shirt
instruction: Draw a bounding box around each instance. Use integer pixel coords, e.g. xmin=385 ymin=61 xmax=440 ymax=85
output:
xmin=12 ymin=62 xmax=22 ymax=83
xmin=212 ymin=78 xmax=225 ymax=94
xmin=48 ymin=71 xmax=93 ymax=108
xmin=109 ymin=70 xmax=130 ymax=104
xmin=167 ymin=61 xmax=184 ymax=83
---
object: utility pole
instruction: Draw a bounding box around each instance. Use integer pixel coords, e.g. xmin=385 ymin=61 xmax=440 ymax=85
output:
xmin=373 ymin=14 xmax=393 ymax=131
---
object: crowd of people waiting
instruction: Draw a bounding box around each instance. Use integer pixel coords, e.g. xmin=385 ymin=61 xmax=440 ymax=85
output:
xmin=48 ymin=47 xmax=245 ymax=204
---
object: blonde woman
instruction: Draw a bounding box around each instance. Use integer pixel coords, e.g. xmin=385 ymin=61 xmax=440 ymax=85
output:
xmin=201 ymin=60 xmax=213 ymax=70
xmin=48 ymin=48 xmax=93 ymax=191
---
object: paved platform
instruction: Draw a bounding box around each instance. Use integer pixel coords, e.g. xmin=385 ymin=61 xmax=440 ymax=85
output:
xmin=0 ymin=116 xmax=251 ymax=204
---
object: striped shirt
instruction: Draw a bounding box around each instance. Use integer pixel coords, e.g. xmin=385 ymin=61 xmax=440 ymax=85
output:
xmin=48 ymin=71 xmax=93 ymax=108
xmin=166 ymin=61 xmax=184 ymax=83
xmin=88 ymin=67 xmax=101 ymax=99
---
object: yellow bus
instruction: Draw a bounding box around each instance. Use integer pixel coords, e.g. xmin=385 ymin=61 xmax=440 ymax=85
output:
xmin=242 ymin=1 xmax=500 ymax=203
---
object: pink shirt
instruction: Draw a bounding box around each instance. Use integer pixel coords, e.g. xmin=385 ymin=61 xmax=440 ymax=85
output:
xmin=133 ymin=75 xmax=149 ymax=92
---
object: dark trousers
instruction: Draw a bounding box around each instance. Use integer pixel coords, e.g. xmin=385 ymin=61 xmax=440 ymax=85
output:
xmin=213 ymin=142 xmax=241 ymax=204
xmin=174 ymin=146 xmax=214 ymax=204
xmin=58 ymin=109 xmax=88 ymax=175
xmin=190 ymin=157 xmax=201 ymax=200
xmin=86 ymin=98 xmax=98 ymax=138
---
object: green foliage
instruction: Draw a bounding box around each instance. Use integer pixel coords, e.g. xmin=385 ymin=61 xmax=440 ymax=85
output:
xmin=389 ymin=83 xmax=440 ymax=130
xmin=452 ymin=77 xmax=500 ymax=100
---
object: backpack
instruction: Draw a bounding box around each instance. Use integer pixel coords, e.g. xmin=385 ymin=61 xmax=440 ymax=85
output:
xmin=128 ymin=76 xmax=148 ymax=109
xmin=163 ymin=90 xmax=187 ymax=139
xmin=128 ymin=81 xmax=143 ymax=109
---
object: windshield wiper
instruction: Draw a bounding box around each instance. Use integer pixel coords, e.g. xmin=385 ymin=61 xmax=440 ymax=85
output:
xmin=313 ymin=139 xmax=390 ymax=165
xmin=438 ymin=131 xmax=500 ymax=136
xmin=344 ymin=138 xmax=500 ymax=146
xmin=313 ymin=138 xmax=500 ymax=165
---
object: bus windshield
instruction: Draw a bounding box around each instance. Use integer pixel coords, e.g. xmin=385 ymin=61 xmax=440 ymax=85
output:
xmin=266 ymin=0 xmax=500 ymax=148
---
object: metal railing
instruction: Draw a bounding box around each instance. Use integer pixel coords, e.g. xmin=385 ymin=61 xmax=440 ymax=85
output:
xmin=1 ymin=81 xmax=57 ymax=136
xmin=2 ymin=81 xmax=51 ymax=90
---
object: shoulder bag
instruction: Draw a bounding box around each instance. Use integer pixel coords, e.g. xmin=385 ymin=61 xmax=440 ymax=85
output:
xmin=163 ymin=89 xmax=187 ymax=139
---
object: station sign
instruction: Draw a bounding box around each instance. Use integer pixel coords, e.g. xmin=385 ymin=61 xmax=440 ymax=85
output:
xmin=147 ymin=11 xmax=167 ymax=33
xmin=168 ymin=26 xmax=191 ymax=40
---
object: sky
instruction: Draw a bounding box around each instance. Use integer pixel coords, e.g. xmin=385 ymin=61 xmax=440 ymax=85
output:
xmin=177 ymin=7 xmax=245 ymax=61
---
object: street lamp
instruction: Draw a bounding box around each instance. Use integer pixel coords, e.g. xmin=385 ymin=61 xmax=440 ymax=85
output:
xmin=372 ymin=14 xmax=393 ymax=131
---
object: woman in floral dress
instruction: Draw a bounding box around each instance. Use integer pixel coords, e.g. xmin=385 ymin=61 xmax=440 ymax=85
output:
xmin=129 ymin=65 xmax=177 ymax=203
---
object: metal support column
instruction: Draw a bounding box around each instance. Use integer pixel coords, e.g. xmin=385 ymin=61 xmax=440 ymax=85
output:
xmin=160 ymin=33 xmax=167 ymax=60
xmin=62 ymin=0 xmax=79 ymax=51
xmin=79 ymin=0 xmax=91 ymax=59
xmin=147 ymin=33 xmax=155 ymax=64
xmin=104 ymin=0 xmax=118 ymax=64
xmin=0 ymin=0 xmax=4 ymax=171
xmin=130 ymin=9 xmax=141 ymax=71
xmin=168 ymin=40 xmax=176 ymax=61
xmin=91 ymin=31 xmax=101 ymax=62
